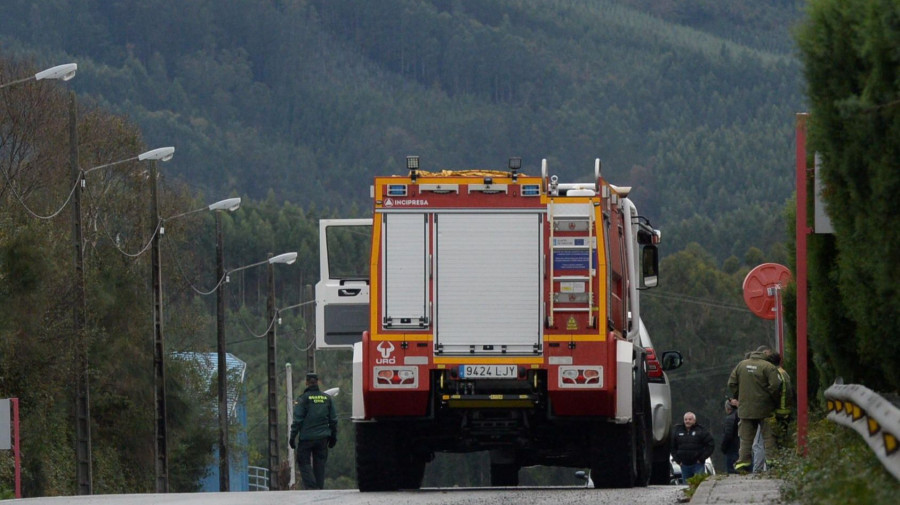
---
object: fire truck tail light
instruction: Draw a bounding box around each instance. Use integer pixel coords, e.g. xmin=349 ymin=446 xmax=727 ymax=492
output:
xmin=558 ymin=366 xmax=603 ymax=388
xmin=374 ymin=366 xmax=418 ymax=388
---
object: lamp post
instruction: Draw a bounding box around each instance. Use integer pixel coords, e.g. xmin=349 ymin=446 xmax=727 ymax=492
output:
xmin=150 ymin=197 xmax=240 ymax=493
xmin=0 ymin=62 xmax=84 ymax=493
xmin=0 ymin=62 xmax=77 ymax=89
xmin=72 ymin=97 xmax=174 ymax=495
xmin=217 ymin=249 xmax=297 ymax=491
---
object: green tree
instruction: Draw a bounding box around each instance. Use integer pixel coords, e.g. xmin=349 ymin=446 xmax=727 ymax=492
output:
xmin=796 ymin=0 xmax=900 ymax=390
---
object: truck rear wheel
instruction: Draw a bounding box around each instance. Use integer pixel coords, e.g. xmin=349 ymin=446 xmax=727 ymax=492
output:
xmin=397 ymin=454 xmax=427 ymax=489
xmin=490 ymin=463 xmax=520 ymax=486
xmin=355 ymin=422 xmax=399 ymax=491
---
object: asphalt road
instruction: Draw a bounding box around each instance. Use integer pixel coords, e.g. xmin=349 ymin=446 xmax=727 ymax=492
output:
xmin=12 ymin=486 xmax=684 ymax=505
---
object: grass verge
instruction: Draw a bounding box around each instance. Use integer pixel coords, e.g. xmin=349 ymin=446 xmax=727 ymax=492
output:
xmin=774 ymin=417 xmax=900 ymax=505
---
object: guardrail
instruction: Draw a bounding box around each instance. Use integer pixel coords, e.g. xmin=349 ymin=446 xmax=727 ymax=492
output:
xmin=825 ymin=382 xmax=899 ymax=480
xmin=248 ymin=465 xmax=269 ymax=491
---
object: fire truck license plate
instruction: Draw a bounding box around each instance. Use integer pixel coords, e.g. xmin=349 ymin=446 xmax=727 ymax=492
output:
xmin=459 ymin=365 xmax=517 ymax=379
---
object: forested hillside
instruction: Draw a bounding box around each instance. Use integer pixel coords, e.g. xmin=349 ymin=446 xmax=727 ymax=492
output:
xmin=0 ymin=0 xmax=804 ymax=261
xmin=1 ymin=0 xmax=809 ymax=494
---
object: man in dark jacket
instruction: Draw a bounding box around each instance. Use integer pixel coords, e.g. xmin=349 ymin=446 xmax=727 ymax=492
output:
xmin=671 ymin=411 xmax=715 ymax=483
xmin=289 ymin=372 xmax=338 ymax=489
xmin=727 ymin=346 xmax=782 ymax=474
xmin=721 ymin=399 xmax=740 ymax=473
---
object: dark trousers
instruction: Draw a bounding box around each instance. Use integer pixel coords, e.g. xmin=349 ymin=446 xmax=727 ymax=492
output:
xmin=736 ymin=417 xmax=774 ymax=470
xmin=296 ymin=438 xmax=328 ymax=489
xmin=681 ymin=462 xmax=706 ymax=484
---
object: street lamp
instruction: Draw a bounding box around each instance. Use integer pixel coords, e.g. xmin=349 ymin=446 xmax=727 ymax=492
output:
xmin=217 ymin=248 xmax=297 ymax=491
xmin=163 ymin=198 xmax=242 ymax=222
xmin=151 ymin=196 xmax=240 ymax=493
xmin=0 ymin=62 xmax=77 ymax=89
xmin=72 ymin=105 xmax=174 ymax=497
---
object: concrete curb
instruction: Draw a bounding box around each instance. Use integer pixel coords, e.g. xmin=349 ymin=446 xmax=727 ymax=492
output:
xmin=689 ymin=474 xmax=790 ymax=504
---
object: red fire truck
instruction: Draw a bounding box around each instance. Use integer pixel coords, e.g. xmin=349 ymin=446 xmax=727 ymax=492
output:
xmin=316 ymin=157 xmax=683 ymax=490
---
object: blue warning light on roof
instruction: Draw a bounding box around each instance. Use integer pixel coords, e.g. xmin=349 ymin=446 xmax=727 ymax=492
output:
xmin=387 ymin=185 xmax=407 ymax=196
xmin=522 ymin=184 xmax=541 ymax=196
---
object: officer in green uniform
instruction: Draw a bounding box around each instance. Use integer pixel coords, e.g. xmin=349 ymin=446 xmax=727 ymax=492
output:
xmin=289 ymin=372 xmax=337 ymax=489
xmin=727 ymin=346 xmax=782 ymax=474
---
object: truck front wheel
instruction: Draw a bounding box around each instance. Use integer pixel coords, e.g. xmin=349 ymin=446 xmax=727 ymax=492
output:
xmin=634 ymin=369 xmax=653 ymax=487
xmin=590 ymin=357 xmax=652 ymax=488
xmin=590 ymin=420 xmax=635 ymax=488
xmin=650 ymin=443 xmax=672 ymax=485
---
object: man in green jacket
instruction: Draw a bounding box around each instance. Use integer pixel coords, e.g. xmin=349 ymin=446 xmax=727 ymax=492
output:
xmin=289 ymin=372 xmax=338 ymax=489
xmin=727 ymin=346 xmax=782 ymax=474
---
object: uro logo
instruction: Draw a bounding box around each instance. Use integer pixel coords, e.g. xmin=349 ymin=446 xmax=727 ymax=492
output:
xmin=377 ymin=341 xmax=395 ymax=359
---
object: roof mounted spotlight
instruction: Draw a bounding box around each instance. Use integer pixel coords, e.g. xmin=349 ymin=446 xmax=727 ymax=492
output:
xmin=508 ymin=157 xmax=522 ymax=182
xmin=407 ymin=155 xmax=420 ymax=183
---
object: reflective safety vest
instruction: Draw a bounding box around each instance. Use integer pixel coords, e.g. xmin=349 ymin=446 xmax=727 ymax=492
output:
xmin=774 ymin=367 xmax=792 ymax=418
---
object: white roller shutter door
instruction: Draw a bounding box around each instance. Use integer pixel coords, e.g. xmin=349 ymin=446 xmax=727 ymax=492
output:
xmin=435 ymin=213 xmax=542 ymax=354
xmin=382 ymin=213 xmax=428 ymax=328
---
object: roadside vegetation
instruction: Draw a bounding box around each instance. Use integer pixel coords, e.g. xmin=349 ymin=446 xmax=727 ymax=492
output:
xmin=682 ymin=472 xmax=710 ymax=500
xmin=776 ymin=417 xmax=900 ymax=505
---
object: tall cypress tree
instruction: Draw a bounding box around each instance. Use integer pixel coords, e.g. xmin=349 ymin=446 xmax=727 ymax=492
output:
xmin=797 ymin=0 xmax=900 ymax=390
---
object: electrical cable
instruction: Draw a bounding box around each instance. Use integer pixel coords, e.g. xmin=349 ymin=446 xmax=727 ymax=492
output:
xmin=0 ymin=163 xmax=80 ymax=219
xmin=643 ymin=290 xmax=752 ymax=313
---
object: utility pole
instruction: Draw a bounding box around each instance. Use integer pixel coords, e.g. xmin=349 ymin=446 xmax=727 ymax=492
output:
xmin=69 ymin=91 xmax=92 ymax=495
xmin=216 ymin=213 xmax=230 ymax=491
xmin=150 ymin=158 xmax=168 ymax=492
xmin=266 ymin=254 xmax=280 ymax=489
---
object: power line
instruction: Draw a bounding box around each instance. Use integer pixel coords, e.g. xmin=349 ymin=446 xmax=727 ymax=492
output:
xmin=0 ymin=163 xmax=80 ymax=219
xmin=98 ymin=218 xmax=159 ymax=258
xmin=668 ymin=363 xmax=737 ymax=382
xmin=643 ymin=290 xmax=752 ymax=313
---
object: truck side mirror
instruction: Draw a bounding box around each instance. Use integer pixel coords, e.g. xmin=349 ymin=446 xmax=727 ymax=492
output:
xmin=661 ymin=351 xmax=683 ymax=371
xmin=640 ymin=244 xmax=659 ymax=289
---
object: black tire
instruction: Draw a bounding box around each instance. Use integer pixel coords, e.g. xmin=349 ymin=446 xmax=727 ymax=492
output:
xmin=490 ymin=463 xmax=520 ymax=487
xmin=355 ymin=422 xmax=399 ymax=491
xmin=634 ymin=357 xmax=653 ymax=487
xmin=590 ymin=421 xmax=635 ymax=488
xmin=591 ymin=354 xmax=652 ymax=488
xmin=650 ymin=443 xmax=672 ymax=485
xmin=397 ymin=454 xmax=427 ymax=489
